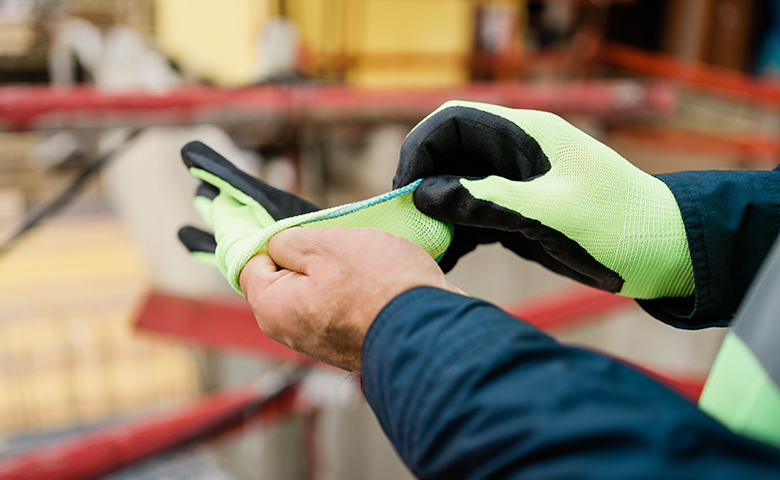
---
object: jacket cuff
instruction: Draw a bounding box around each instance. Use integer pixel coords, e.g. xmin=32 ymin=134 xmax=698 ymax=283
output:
xmin=642 ymin=169 xmax=780 ymax=329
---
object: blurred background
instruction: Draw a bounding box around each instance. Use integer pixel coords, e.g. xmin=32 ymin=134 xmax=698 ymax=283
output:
xmin=1 ymin=0 xmax=780 ymax=478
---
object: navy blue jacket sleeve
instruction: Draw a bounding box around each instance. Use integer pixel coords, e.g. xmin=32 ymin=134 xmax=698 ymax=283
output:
xmin=362 ymin=287 xmax=780 ymax=480
xmin=642 ymin=167 xmax=780 ymax=329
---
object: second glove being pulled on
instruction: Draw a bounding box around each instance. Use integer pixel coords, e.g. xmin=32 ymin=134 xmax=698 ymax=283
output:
xmin=179 ymin=141 xmax=452 ymax=294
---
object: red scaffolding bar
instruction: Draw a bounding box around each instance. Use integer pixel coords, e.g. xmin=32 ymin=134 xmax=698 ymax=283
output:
xmin=0 ymin=380 xmax=303 ymax=480
xmin=0 ymin=80 xmax=675 ymax=131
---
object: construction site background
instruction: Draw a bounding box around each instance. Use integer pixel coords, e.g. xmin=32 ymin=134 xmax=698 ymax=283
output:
xmin=1 ymin=1 xmax=779 ymax=479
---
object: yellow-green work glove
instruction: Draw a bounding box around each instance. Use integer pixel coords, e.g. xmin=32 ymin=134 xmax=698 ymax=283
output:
xmin=178 ymin=141 xmax=452 ymax=294
xmin=394 ymin=101 xmax=694 ymax=300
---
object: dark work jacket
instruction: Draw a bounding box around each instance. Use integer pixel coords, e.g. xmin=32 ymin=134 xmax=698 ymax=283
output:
xmin=361 ymin=166 xmax=780 ymax=479
xmin=642 ymin=165 xmax=780 ymax=328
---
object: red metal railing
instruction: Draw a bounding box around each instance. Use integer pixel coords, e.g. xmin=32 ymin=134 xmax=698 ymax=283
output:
xmin=599 ymin=42 xmax=780 ymax=107
xmin=0 ymin=81 xmax=675 ymax=130
xmin=0 ymin=377 xmax=304 ymax=480
xmin=136 ymin=287 xmax=706 ymax=401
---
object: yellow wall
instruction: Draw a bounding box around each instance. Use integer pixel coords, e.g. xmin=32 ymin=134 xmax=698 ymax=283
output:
xmin=287 ymin=0 xmax=475 ymax=88
xmin=155 ymin=0 xmax=477 ymax=88
xmin=155 ymin=0 xmax=274 ymax=86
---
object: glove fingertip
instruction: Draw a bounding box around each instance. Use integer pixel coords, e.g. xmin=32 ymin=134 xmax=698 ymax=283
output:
xmin=196 ymin=182 xmax=219 ymax=200
xmin=181 ymin=141 xmax=216 ymax=170
xmin=178 ymin=225 xmax=217 ymax=254
xmin=182 ymin=141 xmax=320 ymax=220
xmin=413 ymin=175 xmax=474 ymax=220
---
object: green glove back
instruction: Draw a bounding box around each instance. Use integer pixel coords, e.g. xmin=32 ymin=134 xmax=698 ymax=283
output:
xmin=395 ymin=101 xmax=694 ymax=300
xmin=179 ymin=142 xmax=452 ymax=294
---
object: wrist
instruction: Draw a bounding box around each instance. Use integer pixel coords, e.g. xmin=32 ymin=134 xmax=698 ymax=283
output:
xmin=647 ymin=169 xmax=780 ymax=326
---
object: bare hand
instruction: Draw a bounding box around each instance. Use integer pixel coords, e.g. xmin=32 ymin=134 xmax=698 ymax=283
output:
xmin=239 ymin=226 xmax=464 ymax=372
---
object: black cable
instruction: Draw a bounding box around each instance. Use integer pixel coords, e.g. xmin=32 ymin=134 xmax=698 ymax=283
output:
xmin=180 ymin=364 xmax=311 ymax=448
xmin=0 ymin=128 xmax=143 ymax=257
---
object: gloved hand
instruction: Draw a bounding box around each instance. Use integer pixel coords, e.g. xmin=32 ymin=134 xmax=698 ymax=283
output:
xmin=178 ymin=142 xmax=319 ymax=270
xmin=394 ymin=100 xmax=694 ymax=300
xmin=179 ymin=141 xmax=452 ymax=294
